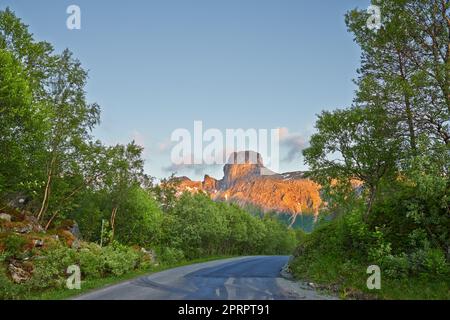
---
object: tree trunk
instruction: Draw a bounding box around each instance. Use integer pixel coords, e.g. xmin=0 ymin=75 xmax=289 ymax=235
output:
xmin=110 ymin=207 xmax=118 ymax=242
xmin=441 ymin=0 xmax=450 ymax=113
xmin=44 ymin=211 xmax=59 ymax=231
xmin=397 ymin=51 xmax=417 ymax=151
xmin=365 ymin=186 xmax=377 ymax=220
xmin=404 ymin=94 xmax=417 ymax=151
xmin=37 ymin=155 xmax=56 ymax=222
xmin=288 ymin=212 xmax=299 ymax=228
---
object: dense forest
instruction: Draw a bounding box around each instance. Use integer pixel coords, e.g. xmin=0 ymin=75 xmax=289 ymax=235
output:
xmin=0 ymin=8 xmax=296 ymax=299
xmin=290 ymin=0 xmax=450 ymax=299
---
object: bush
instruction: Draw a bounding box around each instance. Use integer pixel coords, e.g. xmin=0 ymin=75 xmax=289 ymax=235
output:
xmin=156 ymin=247 xmax=185 ymax=265
xmin=3 ymin=234 xmax=27 ymax=259
xmin=0 ymin=264 xmax=25 ymax=300
xmin=409 ymin=248 xmax=449 ymax=277
xmin=78 ymin=243 xmax=104 ymax=278
xmin=101 ymin=242 xmax=140 ymax=276
xmin=0 ymin=239 xmax=152 ymax=299
xmin=381 ymin=253 xmax=409 ymax=279
xmin=367 ymin=228 xmax=392 ymax=263
xmin=27 ymin=244 xmax=75 ymax=290
xmin=114 ymin=187 xmax=163 ymax=247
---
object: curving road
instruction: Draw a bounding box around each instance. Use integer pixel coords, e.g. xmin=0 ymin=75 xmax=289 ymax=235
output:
xmin=74 ymin=256 xmax=334 ymax=300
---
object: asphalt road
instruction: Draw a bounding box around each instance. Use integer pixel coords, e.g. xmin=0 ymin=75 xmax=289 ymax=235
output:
xmin=74 ymin=256 xmax=334 ymax=300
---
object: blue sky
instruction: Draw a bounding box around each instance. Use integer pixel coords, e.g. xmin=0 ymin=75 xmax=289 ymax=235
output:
xmin=1 ymin=0 xmax=369 ymax=180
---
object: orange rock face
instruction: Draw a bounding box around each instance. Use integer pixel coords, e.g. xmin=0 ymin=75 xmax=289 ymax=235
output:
xmin=176 ymin=151 xmax=322 ymax=216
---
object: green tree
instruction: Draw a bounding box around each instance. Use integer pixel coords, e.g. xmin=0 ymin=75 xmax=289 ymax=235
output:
xmin=346 ymin=0 xmax=449 ymax=149
xmin=169 ymin=193 xmax=228 ymax=258
xmin=0 ymin=48 xmax=32 ymax=193
xmin=113 ymin=186 xmax=163 ymax=247
xmin=303 ymin=106 xmax=401 ymax=217
xmin=36 ymin=49 xmax=100 ymax=222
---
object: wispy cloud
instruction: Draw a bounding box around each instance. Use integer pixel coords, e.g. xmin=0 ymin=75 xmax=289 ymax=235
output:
xmin=279 ymin=127 xmax=307 ymax=163
xmin=162 ymin=163 xmax=222 ymax=177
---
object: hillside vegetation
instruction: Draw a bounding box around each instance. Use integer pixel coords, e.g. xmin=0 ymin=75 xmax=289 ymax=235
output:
xmin=290 ymin=0 xmax=450 ymax=299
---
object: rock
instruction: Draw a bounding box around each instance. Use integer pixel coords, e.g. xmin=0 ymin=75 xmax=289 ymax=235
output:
xmin=33 ymin=239 xmax=44 ymax=248
xmin=202 ymin=175 xmax=218 ymax=192
xmin=6 ymin=193 xmax=30 ymax=209
xmin=0 ymin=213 xmax=11 ymax=222
xmin=71 ymin=239 xmax=81 ymax=250
xmin=141 ymin=248 xmax=157 ymax=264
xmin=175 ymin=151 xmax=322 ymax=216
xmin=69 ymin=222 xmax=82 ymax=240
xmin=13 ymin=223 xmax=33 ymax=234
xmin=24 ymin=215 xmax=44 ymax=232
xmin=8 ymin=261 xmax=32 ymax=283
xmin=59 ymin=230 xmax=76 ymax=247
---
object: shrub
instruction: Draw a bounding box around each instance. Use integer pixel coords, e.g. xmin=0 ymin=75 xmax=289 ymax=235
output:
xmin=156 ymin=247 xmax=185 ymax=265
xmin=381 ymin=253 xmax=409 ymax=279
xmin=3 ymin=234 xmax=27 ymax=258
xmin=78 ymin=243 xmax=104 ymax=278
xmin=101 ymin=242 xmax=140 ymax=276
xmin=422 ymin=249 xmax=449 ymax=276
xmin=0 ymin=266 xmax=24 ymax=300
xmin=367 ymin=228 xmax=392 ymax=263
xmin=410 ymin=248 xmax=449 ymax=277
xmin=29 ymin=244 xmax=76 ymax=289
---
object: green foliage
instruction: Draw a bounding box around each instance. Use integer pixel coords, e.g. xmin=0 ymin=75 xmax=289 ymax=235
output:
xmin=303 ymin=105 xmax=401 ymax=217
xmin=156 ymin=247 xmax=185 ymax=265
xmin=78 ymin=244 xmax=104 ymax=278
xmin=152 ymin=174 xmax=180 ymax=213
xmin=0 ymin=266 xmax=23 ymax=300
xmin=167 ymin=193 xmax=231 ymax=258
xmin=101 ymin=242 xmax=141 ymax=276
xmin=293 ymin=0 xmax=450 ymax=299
xmin=290 ymin=208 xmax=450 ymax=299
xmin=160 ymin=193 xmax=297 ymax=260
xmin=0 ymin=48 xmax=33 ymax=193
xmin=31 ymin=251 xmax=72 ymax=289
xmin=0 ymin=240 xmax=151 ymax=298
xmin=3 ymin=234 xmax=27 ymax=259
xmin=114 ymin=187 xmax=163 ymax=247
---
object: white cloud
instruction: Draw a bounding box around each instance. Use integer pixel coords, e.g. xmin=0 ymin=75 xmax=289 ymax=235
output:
xmin=278 ymin=127 xmax=307 ymax=163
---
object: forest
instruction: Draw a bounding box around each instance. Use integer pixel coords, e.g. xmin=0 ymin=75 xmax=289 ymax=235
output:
xmin=290 ymin=0 xmax=450 ymax=299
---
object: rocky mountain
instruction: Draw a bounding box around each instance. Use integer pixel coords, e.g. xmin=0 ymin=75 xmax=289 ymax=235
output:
xmin=176 ymin=151 xmax=322 ymax=221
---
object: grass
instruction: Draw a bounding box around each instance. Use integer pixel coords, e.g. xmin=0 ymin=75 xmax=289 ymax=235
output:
xmin=27 ymin=255 xmax=236 ymax=300
xmin=289 ymin=252 xmax=450 ymax=300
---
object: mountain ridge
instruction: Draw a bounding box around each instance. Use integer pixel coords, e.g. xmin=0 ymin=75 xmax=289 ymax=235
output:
xmin=176 ymin=151 xmax=322 ymax=219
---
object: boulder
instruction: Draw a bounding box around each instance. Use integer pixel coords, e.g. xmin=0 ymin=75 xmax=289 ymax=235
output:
xmin=0 ymin=213 xmax=11 ymax=222
xmin=58 ymin=230 xmax=76 ymax=247
xmin=141 ymin=248 xmax=157 ymax=264
xmin=33 ymin=239 xmax=44 ymax=248
xmin=6 ymin=193 xmax=30 ymax=209
xmin=8 ymin=260 xmax=32 ymax=283
xmin=13 ymin=223 xmax=33 ymax=234
xmin=69 ymin=222 xmax=82 ymax=240
xmin=57 ymin=220 xmax=82 ymax=239
xmin=24 ymin=215 xmax=44 ymax=233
